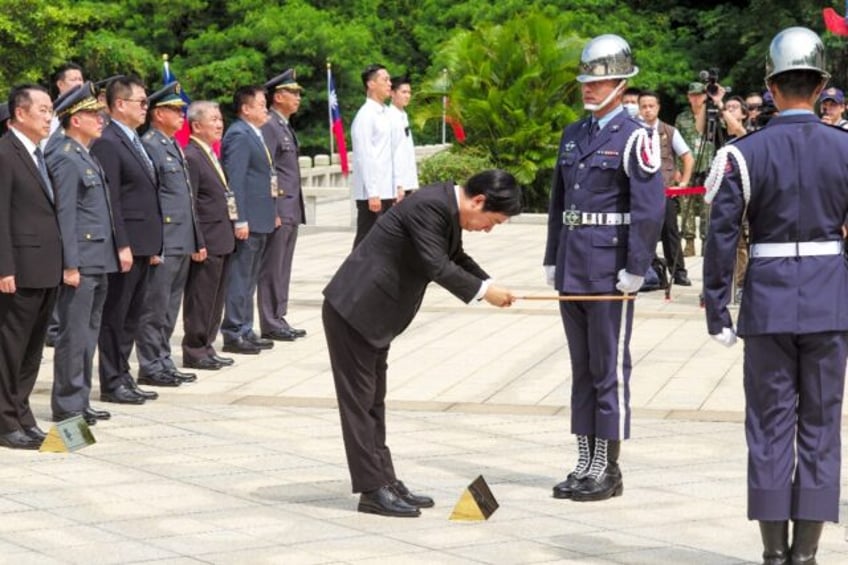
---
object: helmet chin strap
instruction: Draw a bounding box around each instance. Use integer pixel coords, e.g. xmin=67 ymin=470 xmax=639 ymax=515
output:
xmin=584 ymin=79 xmax=627 ymax=112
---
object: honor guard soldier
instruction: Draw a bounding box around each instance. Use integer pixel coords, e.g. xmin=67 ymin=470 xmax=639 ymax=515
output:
xmin=259 ymin=69 xmax=307 ymax=342
xmin=45 ymin=82 xmax=123 ymax=426
xmin=137 ymin=82 xmax=204 ymax=387
xmin=544 ymin=34 xmax=664 ymax=502
xmin=703 ymin=27 xmax=848 ymax=565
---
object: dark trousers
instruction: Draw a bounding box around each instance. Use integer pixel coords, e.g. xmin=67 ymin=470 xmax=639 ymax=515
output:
xmin=257 ymin=223 xmax=299 ymax=334
xmin=98 ymin=257 xmax=151 ymax=392
xmin=182 ymin=253 xmax=231 ymax=362
xmin=353 ymin=199 xmax=395 ymax=249
xmin=222 ymin=233 xmax=268 ymax=342
xmin=744 ymin=332 xmax=848 ymax=522
xmin=661 ymin=197 xmax=686 ymax=276
xmin=322 ymin=300 xmax=396 ymax=493
xmin=52 ymin=274 xmax=108 ymax=415
xmin=135 ymin=254 xmax=190 ymax=377
xmin=0 ymin=286 xmax=56 ymax=433
xmin=560 ymin=295 xmax=634 ymax=440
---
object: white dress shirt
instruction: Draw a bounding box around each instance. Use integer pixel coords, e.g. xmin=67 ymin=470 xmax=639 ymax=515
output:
xmin=351 ymin=98 xmax=393 ymax=200
xmin=388 ymin=104 xmax=419 ymax=191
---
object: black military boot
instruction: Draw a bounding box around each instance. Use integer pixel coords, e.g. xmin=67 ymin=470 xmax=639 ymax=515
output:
xmin=552 ymin=435 xmax=593 ymax=499
xmin=758 ymin=520 xmax=789 ymax=565
xmin=790 ymin=520 xmax=824 ymax=565
xmin=571 ymin=438 xmax=623 ymax=502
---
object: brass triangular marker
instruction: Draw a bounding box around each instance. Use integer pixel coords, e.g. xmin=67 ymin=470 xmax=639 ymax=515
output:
xmin=449 ymin=475 xmax=499 ymax=521
xmin=39 ymin=415 xmax=96 ymax=453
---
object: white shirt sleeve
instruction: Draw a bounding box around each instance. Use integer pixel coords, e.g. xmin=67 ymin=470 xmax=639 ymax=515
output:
xmin=671 ymin=128 xmax=691 ymax=157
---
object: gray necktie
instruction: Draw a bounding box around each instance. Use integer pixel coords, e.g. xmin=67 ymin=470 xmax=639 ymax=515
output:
xmin=34 ymin=147 xmax=54 ymax=202
xmin=131 ymin=134 xmax=156 ymax=178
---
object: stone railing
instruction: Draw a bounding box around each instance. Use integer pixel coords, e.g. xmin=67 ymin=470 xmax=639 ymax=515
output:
xmin=299 ymin=143 xmax=450 ymax=225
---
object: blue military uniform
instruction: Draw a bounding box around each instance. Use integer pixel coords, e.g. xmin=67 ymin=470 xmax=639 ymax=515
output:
xmin=703 ymin=111 xmax=848 ymax=523
xmin=544 ymin=107 xmax=664 ymax=442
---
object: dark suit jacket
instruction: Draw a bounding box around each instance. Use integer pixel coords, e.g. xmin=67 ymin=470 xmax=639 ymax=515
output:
xmin=142 ymin=127 xmax=203 ymax=254
xmin=45 ymin=135 xmax=119 ymax=275
xmin=221 ymin=119 xmax=275 ymax=234
xmin=323 ymin=182 xmax=488 ymax=348
xmin=184 ymin=139 xmax=235 ymax=256
xmin=0 ymin=131 xmax=62 ymax=288
xmin=261 ymin=109 xmax=305 ymax=225
xmin=90 ymin=121 xmax=162 ymax=256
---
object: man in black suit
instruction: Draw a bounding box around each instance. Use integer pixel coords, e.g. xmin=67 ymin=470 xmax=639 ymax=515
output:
xmin=0 ymin=84 xmax=62 ymax=449
xmin=259 ymin=69 xmax=306 ymax=342
xmin=220 ymin=85 xmax=276 ymax=354
xmin=323 ymin=169 xmax=521 ymax=516
xmin=182 ymin=101 xmax=236 ymax=370
xmin=91 ymin=76 xmax=162 ymax=405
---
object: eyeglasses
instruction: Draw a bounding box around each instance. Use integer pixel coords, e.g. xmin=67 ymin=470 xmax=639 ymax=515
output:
xmin=121 ymin=98 xmax=149 ymax=108
xmin=747 ymin=104 xmax=762 ymax=110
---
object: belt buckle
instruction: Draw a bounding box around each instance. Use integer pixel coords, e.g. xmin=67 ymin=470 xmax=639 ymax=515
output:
xmin=563 ymin=208 xmax=582 ymax=228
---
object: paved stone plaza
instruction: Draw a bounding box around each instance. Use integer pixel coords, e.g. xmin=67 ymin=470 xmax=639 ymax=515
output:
xmin=2 ymin=198 xmax=846 ymax=564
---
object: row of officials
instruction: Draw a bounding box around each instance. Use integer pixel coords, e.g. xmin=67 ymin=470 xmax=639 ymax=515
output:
xmin=0 ymin=69 xmax=308 ymax=450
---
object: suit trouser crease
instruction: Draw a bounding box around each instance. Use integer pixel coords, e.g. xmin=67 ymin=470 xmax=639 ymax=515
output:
xmin=98 ymin=257 xmax=151 ymax=391
xmin=323 ymin=301 xmax=396 ymax=493
xmin=258 ymin=223 xmax=298 ymax=333
xmin=0 ymin=287 xmax=56 ymax=433
xmin=52 ymin=274 xmax=108 ymax=414
xmin=560 ymin=297 xmax=633 ymax=440
xmin=182 ymin=253 xmax=231 ymax=361
xmin=222 ymin=233 xmax=268 ymax=341
xmin=136 ymin=254 xmax=190 ymax=376
xmin=744 ymin=332 xmax=847 ymax=522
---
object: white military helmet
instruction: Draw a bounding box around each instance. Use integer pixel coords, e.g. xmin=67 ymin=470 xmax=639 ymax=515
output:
xmin=765 ymin=26 xmax=830 ymax=80
xmin=576 ymin=34 xmax=639 ymax=83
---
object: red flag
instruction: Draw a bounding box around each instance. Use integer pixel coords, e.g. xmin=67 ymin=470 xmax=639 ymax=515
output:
xmin=162 ymin=56 xmax=193 ymax=147
xmin=445 ymin=97 xmax=466 ymax=143
xmin=327 ymin=68 xmax=349 ymax=176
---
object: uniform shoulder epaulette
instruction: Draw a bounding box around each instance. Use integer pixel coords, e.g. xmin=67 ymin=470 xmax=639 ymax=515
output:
xmin=142 ymin=130 xmax=155 ymax=141
xmin=63 ymin=142 xmax=71 ymax=153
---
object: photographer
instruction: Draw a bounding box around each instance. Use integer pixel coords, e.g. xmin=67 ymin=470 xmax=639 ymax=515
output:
xmin=818 ymin=87 xmax=848 ymax=129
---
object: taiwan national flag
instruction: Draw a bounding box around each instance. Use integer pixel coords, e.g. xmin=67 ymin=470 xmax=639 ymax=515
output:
xmin=327 ymin=68 xmax=349 ymax=176
xmin=162 ymin=56 xmax=192 ymax=147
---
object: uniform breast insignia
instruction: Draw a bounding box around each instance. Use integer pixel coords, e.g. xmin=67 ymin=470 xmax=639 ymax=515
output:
xmin=564 ymin=141 xmax=576 ymax=152
xmin=610 ymin=125 xmax=620 ymax=132
xmin=160 ymin=138 xmax=168 ymax=145
xmin=85 ymin=168 xmax=94 ymax=176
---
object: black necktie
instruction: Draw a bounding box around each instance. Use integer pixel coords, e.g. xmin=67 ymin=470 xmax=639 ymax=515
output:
xmin=589 ymin=120 xmax=600 ymax=140
xmin=34 ymin=147 xmax=54 ymax=202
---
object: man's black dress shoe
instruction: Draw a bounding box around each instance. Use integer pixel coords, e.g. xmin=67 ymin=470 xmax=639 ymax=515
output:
xmin=280 ymin=318 xmax=307 ymax=338
xmin=672 ymin=272 xmax=692 ymax=286
xmin=391 ymin=480 xmax=434 ymax=508
xmin=245 ymin=332 xmax=274 ymax=349
xmin=261 ymin=329 xmax=297 ymax=342
xmin=358 ymin=485 xmax=420 ymax=517
xmin=552 ymin=472 xmax=585 ymax=499
xmin=571 ymin=464 xmax=623 ymax=502
xmin=168 ymin=369 xmax=197 ymax=383
xmin=126 ymin=379 xmax=159 ymax=400
xmin=53 ymin=411 xmax=96 ymax=426
xmin=24 ymin=426 xmax=47 ymax=441
xmin=184 ymin=358 xmax=222 ymax=371
xmin=101 ymin=384 xmax=146 ymax=405
xmin=211 ymin=354 xmax=235 ymax=366
xmin=84 ymin=406 xmax=111 ymax=420
xmin=222 ymin=337 xmax=261 ymax=355
xmin=0 ymin=430 xmax=41 ymax=450
xmin=138 ymin=371 xmax=181 ymax=387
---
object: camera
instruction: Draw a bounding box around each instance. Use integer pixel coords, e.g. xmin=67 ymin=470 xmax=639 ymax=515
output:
xmin=699 ymin=68 xmax=727 ymax=97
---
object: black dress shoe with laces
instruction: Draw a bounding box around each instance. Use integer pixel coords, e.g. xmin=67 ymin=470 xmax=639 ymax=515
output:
xmin=246 ymin=332 xmax=274 ymax=349
xmin=211 ymin=354 xmax=235 ymax=366
xmin=184 ymin=358 xmax=222 ymax=371
xmin=571 ymin=464 xmax=623 ymax=502
xmin=358 ymin=485 xmax=421 ymax=517
xmin=672 ymin=272 xmax=692 ymax=286
xmin=0 ymin=430 xmax=42 ymax=450
xmin=391 ymin=480 xmax=434 ymax=508
xmin=222 ymin=337 xmax=261 ymax=354
xmin=101 ymin=384 xmax=147 ymax=405
xmin=24 ymin=426 xmax=47 ymax=441
xmin=84 ymin=406 xmax=111 ymax=420
xmin=261 ymin=329 xmax=297 ymax=341
xmin=138 ymin=371 xmax=181 ymax=387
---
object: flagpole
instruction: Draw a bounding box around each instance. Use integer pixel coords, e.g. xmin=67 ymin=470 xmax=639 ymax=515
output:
xmin=441 ymin=68 xmax=447 ymax=144
xmin=327 ymin=61 xmax=334 ymax=159
xmin=163 ymin=53 xmax=169 ymax=84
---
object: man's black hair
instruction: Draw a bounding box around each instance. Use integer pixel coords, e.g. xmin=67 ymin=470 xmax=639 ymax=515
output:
xmin=391 ymin=75 xmax=411 ymax=91
xmin=53 ymin=62 xmax=83 ymax=86
xmin=105 ymin=75 xmax=144 ymax=110
xmin=8 ymin=84 xmax=49 ymax=122
xmin=232 ymin=85 xmax=265 ymax=115
xmin=464 ymin=169 xmax=522 ymax=216
xmin=361 ymin=64 xmax=387 ymax=90
xmin=768 ymin=70 xmax=825 ymax=101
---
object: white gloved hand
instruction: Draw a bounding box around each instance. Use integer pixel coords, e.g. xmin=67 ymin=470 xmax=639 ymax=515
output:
xmin=710 ymin=327 xmax=737 ymax=347
xmin=544 ymin=265 xmax=556 ymax=288
xmin=615 ymin=269 xmax=644 ymax=294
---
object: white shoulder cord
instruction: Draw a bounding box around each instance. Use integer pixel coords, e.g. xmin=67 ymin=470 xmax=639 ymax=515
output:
xmin=704 ymin=146 xmax=751 ymax=204
xmin=623 ymin=128 xmax=661 ymax=178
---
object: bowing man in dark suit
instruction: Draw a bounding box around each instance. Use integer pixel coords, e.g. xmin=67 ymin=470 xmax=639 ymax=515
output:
xmin=136 ymin=83 xmax=203 ymax=387
xmin=0 ymin=84 xmax=62 ymax=449
xmin=46 ymin=82 xmax=124 ymax=427
xmin=182 ymin=101 xmax=236 ymax=371
xmin=323 ymin=170 xmax=521 ymax=517
xmin=90 ymin=76 xmax=162 ymax=405
xmin=220 ymin=85 xmax=276 ymax=354
xmin=259 ymin=69 xmax=307 ymax=342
